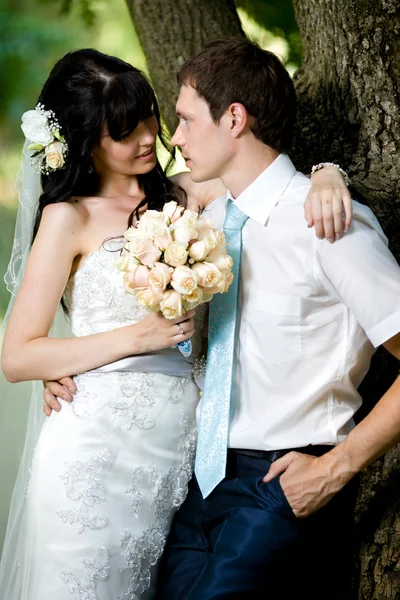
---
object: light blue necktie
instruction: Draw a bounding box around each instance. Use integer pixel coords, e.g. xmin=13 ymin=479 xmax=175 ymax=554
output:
xmin=195 ymin=199 xmax=249 ymax=498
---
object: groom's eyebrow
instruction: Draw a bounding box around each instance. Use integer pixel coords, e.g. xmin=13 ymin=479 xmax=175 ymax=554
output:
xmin=176 ymin=109 xmax=192 ymax=118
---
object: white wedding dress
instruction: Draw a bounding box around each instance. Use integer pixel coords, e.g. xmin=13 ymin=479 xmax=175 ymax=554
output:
xmin=5 ymin=241 xmax=205 ymax=600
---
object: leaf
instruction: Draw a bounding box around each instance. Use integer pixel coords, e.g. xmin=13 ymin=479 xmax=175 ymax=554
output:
xmin=53 ymin=130 xmax=64 ymax=142
xmin=27 ymin=143 xmax=44 ymax=151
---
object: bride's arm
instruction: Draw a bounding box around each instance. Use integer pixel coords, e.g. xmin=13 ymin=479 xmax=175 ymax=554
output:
xmin=2 ymin=202 xmax=193 ymax=383
xmin=170 ymin=172 xmax=226 ymax=211
xmin=172 ymin=165 xmax=352 ymax=238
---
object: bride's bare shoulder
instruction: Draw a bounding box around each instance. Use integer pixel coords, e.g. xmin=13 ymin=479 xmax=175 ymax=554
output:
xmin=40 ymin=199 xmax=90 ymax=241
xmin=170 ymin=172 xmax=226 ymax=211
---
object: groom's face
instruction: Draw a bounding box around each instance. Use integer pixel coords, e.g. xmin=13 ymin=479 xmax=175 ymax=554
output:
xmin=171 ymin=84 xmax=231 ymax=182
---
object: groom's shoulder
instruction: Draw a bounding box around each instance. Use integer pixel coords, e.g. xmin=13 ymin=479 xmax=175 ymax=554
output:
xmin=286 ymin=170 xmax=312 ymax=202
xmin=273 ymin=169 xmax=311 ymax=216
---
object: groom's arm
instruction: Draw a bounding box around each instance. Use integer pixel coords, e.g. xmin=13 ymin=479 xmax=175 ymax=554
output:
xmin=264 ymin=334 xmax=400 ymax=517
xmin=264 ymin=203 xmax=400 ymax=517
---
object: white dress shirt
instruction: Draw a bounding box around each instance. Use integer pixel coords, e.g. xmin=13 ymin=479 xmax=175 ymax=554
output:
xmin=202 ymin=154 xmax=400 ymax=451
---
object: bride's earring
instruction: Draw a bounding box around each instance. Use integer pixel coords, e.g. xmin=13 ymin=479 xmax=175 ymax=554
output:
xmin=88 ymin=163 xmax=93 ymax=175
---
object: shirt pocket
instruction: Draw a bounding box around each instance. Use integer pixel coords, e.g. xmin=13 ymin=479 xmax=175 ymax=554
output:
xmin=243 ymin=289 xmax=302 ymax=365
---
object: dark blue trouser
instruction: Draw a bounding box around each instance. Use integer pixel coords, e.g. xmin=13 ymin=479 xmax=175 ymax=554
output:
xmin=157 ymin=452 xmax=355 ymax=600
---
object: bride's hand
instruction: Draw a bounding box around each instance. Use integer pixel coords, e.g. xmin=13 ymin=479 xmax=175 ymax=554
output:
xmin=42 ymin=311 xmax=196 ymax=416
xmin=43 ymin=376 xmax=76 ymax=416
xmin=134 ymin=309 xmax=196 ymax=354
xmin=305 ymin=165 xmax=352 ymax=242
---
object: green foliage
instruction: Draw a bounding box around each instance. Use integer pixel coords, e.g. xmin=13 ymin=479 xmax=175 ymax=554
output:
xmin=235 ymin=0 xmax=302 ymax=66
xmin=0 ymin=2 xmax=89 ymax=144
xmin=0 ymin=205 xmax=19 ymax=316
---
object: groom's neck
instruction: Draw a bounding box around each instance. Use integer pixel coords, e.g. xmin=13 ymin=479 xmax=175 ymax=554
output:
xmin=221 ymin=141 xmax=279 ymax=199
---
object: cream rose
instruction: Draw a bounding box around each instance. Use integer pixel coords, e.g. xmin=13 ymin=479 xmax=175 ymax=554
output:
xmin=188 ymin=240 xmax=209 ymax=262
xmin=181 ymin=209 xmax=199 ymax=228
xmin=214 ymin=231 xmax=226 ymax=245
xmin=183 ymin=286 xmax=204 ymax=310
xmin=198 ymin=229 xmax=218 ymax=251
xmin=148 ymin=262 xmax=172 ymax=291
xmin=124 ymin=265 xmax=150 ymax=290
xmin=160 ymin=289 xmax=185 ymax=319
xmin=115 ymin=254 xmax=139 ymax=273
xmin=129 ymin=237 xmax=162 ymax=266
xmin=21 ymin=110 xmax=53 ymax=146
xmin=171 ymin=265 xmax=199 ymax=295
xmin=137 ymin=210 xmax=166 ymax=236
xmin=206 ymin=247 xmax=234 ymax=272
xmin=150 ymin=222 xmax=173 ymax=251
xmin=196 ymin=217 xmax=217 ymax=235
xmin=135 ymin=285 xmax=164 ymax=311
xmin=164 ymin=241 xmax=189 ymax=267
xmin=124 ymin=226 xmax=143 ymax=243
xmin=173 ymin=222 xmax=198 ymax=245
xmin=206 ymin=271 xmax=234 ymax=294
xmin=163 ymin=201 xmax=185 ymax=224
xmin=190 ymin=262 xmax=222 ymax=288
xmin=202 ymin=291 xmax=214 ymax=303
xmin=189 ymin=230 xmax=220 ymax=261
xmin=45 ymin=141 xmax=65 ymax=169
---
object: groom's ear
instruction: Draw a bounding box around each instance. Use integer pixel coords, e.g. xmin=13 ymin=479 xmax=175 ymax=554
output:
xmin=225 ymin=103 xmax=249 ymax=138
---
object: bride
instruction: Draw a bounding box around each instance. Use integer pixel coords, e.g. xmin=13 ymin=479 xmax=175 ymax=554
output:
xmin=0 ymin=48 xmax=350 ymax=599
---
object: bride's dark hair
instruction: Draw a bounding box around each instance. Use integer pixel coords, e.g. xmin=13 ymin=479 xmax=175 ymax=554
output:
xmin=32 ymin=48 xmax=184 ymax=242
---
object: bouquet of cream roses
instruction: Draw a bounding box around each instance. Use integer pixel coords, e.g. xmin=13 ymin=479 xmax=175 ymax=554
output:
xmin=115 ymin=200 xmax=233 ymax=356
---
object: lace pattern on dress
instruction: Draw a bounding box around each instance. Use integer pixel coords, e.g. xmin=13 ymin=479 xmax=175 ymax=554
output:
xmin=125 ymin=466 xmax=145 ymax=519
xmin=61 ymin=545 xmax=110 ymax=600
xmin=64 ymin=243 xmax=147 ymax=338
xmin=57 ymin=449 xmax=111 ymax=534
xmin=108 ymin=372 xmax=157 ymax=430
xmin=118 ymin=399 xmax=197 ymax=599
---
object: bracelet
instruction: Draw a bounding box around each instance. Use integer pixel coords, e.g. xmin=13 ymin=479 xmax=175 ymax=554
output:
xmin=311 ymin=162 xmax=350 ymax=187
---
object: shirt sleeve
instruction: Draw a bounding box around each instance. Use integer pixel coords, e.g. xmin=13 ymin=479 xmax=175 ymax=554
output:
xmin=313 ymin=201 xmax=400 ymax=348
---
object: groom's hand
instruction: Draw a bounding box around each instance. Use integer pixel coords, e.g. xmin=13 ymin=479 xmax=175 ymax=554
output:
xmin=43 ymin=377 xmax=76 ymax=416
xmin=263 ymin=451 xmax=346 ymax=518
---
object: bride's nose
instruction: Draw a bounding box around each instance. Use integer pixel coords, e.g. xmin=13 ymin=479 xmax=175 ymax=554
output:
xmin=137 ymin=121 xmax=156 ymax=145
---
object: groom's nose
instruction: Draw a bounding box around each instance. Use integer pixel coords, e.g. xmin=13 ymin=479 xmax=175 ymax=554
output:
xmin=171 ymin=126 xmax=185 ymax=148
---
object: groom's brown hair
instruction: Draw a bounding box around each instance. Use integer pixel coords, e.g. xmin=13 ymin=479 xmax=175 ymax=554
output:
xmin=177 ymin=38 xmax=296 ymax=154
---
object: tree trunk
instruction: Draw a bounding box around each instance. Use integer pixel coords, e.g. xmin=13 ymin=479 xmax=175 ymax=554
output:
xmin=291 ymin=2 xmax=400 ymax=598
xmin=124 ymin=0 xmax=245 ymax=133
xmin=292 ymin=0 xmax=400 ymax=251
xmin=124 ymin=1 xmax=400 ymax=597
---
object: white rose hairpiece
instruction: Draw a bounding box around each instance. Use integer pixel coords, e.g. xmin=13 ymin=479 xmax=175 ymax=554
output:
xmin=21 ymin=103 xmax=68 ymax=175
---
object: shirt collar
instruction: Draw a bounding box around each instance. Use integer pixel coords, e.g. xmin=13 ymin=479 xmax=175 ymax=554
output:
xmin=227 ymin=154 xmax=297 ymax=226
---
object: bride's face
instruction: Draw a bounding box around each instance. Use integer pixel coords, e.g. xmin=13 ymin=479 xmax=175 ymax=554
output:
xmin=92 ymin=115 xmax=158 ymax=177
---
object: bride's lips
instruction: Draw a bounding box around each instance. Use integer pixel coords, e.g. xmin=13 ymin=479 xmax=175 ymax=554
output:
xmin=136 ymin=148 xmax=155 ymax=160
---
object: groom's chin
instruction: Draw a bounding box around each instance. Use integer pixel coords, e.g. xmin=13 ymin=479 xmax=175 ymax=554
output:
xmin=189 ymin=170 xmax=208 ymax=184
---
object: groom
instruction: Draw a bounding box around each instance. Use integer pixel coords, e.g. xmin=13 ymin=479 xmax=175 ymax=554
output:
xmin=154 ymin=38 xmax=400 ymax=598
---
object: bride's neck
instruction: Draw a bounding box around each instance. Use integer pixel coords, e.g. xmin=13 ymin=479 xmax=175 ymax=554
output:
xmin=97 ymin=171 xmax=142 ymax=199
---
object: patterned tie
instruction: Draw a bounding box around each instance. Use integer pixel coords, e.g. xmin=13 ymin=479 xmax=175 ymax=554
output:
xmin=195 ymin=199 xmax=249 ymax=498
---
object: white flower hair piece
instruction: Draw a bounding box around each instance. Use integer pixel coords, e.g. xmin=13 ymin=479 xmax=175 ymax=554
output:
xmin=21 ymin=103 xmax=68 ymax=175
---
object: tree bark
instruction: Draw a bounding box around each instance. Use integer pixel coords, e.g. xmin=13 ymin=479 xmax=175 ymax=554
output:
xmin=292 ymin=2 xmax=400 ymax=598
xmin=292 ymin=0 xmax=400 ymax=251
xmin=124 ymin=0 xmax=245 ymax=133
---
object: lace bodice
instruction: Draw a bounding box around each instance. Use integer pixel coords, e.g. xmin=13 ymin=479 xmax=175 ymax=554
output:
xmin=64 ymin=240 xmax=207 ymax=360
